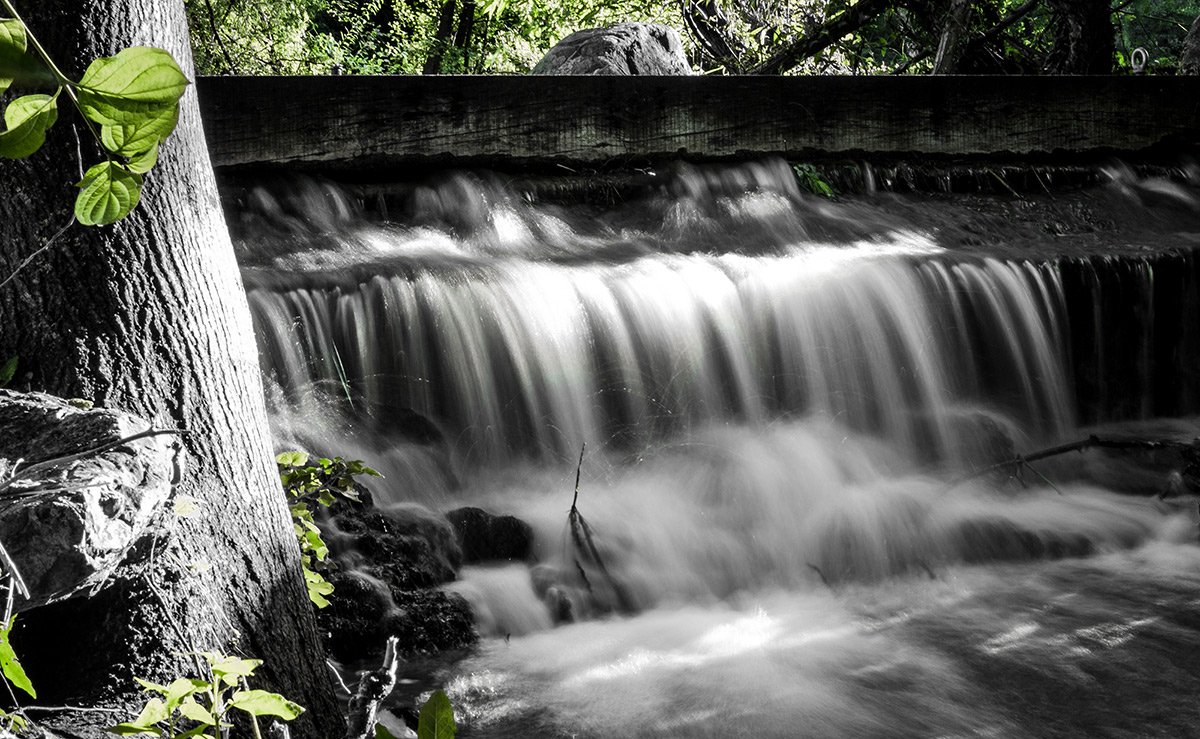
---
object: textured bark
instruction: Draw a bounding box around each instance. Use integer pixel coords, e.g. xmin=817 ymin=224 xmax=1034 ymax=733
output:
xmin=1183 ymin=14 xmax=1200 ymax=75
xmin=1045 ymin=0 xmax=1114 ymax=74
xmin=931 ymin=0 xmax=972 ymax=74
xmin=0 ymin=1 xmax=339 ymax=736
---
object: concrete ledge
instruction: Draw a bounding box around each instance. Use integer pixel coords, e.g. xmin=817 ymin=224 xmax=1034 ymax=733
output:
xmin=197 ymin=76 xmax=1200 ymax=171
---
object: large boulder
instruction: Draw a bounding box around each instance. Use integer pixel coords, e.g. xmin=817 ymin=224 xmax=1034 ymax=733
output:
xmin=0 ymin=390 xmax=177 ymax=609
xmin=532 ymin=23 xmax=693 ymax=76
xmin=445 ymin=506 xmax=533 ymax=563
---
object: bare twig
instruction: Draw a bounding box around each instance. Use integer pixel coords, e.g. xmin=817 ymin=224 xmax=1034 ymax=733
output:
xmin=0 ymin=216 xmax=75 ymax=292
xmin=344 ymin=636 xmax=401 ymax=739
xmin=945 ymin=435 xmax=1200 ymax=492
xmin=752 ymin=0 xmax=890 ymax=75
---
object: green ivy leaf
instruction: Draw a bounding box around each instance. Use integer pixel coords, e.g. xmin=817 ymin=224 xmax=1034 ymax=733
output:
xmin=228 ymin=689 xmax=305 ymax=720
xmin=74 ymin=160 xmax=143 ymax=226
xmin=0 ymin=356 xmax=16 ymax=387
xmin=417 ymin=690 xmax=456 ymax=739
xmin=0 ymin=615 xmax=35 ymax=699
xmin=276 ymin=451 xmax=309 ymax=468
xmin=203 ymin=653 xmax=262 ymax=686
xmin=76 ymin=47 xmax=188 ymax=126
xmin=0 ymin=92 xmax=58 ymax=159
xmin=163 ymin=676 xmax=207 ymax=713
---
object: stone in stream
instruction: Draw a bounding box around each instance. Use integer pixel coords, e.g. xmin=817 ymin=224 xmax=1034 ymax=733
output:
xmin=0 ymin=389 xmax=177 ymax=610
xmin=532 ymin=23 xmax=693 ymax=76
xmin=319 ymin=501 xmax=477 ymax=660
xmin=444 ymin=506 xmax=533 ymax=564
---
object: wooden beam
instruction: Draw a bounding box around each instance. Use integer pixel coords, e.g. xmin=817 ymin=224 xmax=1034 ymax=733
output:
xmin=197 ymin=76 xmax=1200 ymax=172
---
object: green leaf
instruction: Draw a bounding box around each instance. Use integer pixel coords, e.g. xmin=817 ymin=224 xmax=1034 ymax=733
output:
xmin=276 ymin=451 xmax=309 ymax=468
xmin=99 ymin=102 xmax=177 ymax=157
xmin=125 ymin=141 xmax=159 ymax=175
xmin=304 ymin=567 xmax=334 ymax=608
xmin=107 ymin=697 xmax=169 ymax=733
xmin=0 ymin=616 xmax=35 ymax=699
xmin=74 ymin=161 xmax=143 ymax=226
xmin=163 ymin=677 xmax=207 ymax=713
xmin=133 ymin=677 xmax=170 ymax=695
xmin=0 ymin=356 xmax=16 ymax=387
xmin=0 ymin=18 xmax=26 ymax=96
xmin=375 ymin=723 xmax=400 ymax=739
xmin=0 ymin=92 xmax=58 ymax=159
xmin=417 ymin=690 xmax=456 ymax=739
xmin=177 ymin=697 xmax=217 ymax=726
xmin=228 ymin=689 xmax=305 ymax=720
xmin=204 ymin=654 xmax=262 ymax=686
xmin=76 ymin=47 xmax=188 ymax=126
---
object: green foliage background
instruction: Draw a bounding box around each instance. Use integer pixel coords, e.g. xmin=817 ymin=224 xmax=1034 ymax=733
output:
xmin=184 ymin=0 xmax=1200 ymax=76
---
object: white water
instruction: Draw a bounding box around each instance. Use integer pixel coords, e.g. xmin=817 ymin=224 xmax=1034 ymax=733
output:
xmin=239 ymin=161 xmax=1200 ymax=737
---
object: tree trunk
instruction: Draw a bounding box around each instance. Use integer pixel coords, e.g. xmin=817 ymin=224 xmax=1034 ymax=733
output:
xmin=423 ymin=0 xmax=458 ymax=74
xmin=1182 ymin=14 xmax=1200 ymax=75
xmin=451 ymin=0 xmax=476 ymax=72
xmin=932 ymin=0 xmax=971 ymax=74
xmin=1045 ymin=0 xmax=1114 ymax=73
xmin=0 ymin=1 xmax=340 ymax=736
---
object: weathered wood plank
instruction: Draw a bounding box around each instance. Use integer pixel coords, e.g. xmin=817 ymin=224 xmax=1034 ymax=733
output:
xmin=197 ymin=76 xmax=1200 ymax=171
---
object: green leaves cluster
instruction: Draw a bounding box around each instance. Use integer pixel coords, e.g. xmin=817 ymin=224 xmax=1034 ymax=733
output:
xmin=793 ymin=163 xmax=836 ymax=199
xmin=108 ymin=652 xmax=304 ymax=738
xmin=276 ymin=451 xmax=380 ymax=608
xmin=0 ymin=10 xmax=188 ymax=226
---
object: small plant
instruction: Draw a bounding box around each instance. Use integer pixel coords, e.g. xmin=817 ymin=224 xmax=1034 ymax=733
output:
xmin=416 ymin=689 xmax=457 ymax=739
xmin=0 ymin=614 xmax=34 ymax=733
xmin=276 ymin=451 xmax=380 ymax=608
xmin=792 ymin=163 xmax=837 ymax=198
xmin=0 ymin=356 xmax=16 ymax=388
xmin=107 ymin=652 xmax=303 ymax=737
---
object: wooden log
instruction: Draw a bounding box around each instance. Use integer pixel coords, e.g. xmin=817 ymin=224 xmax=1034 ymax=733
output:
xmin=197 ymin=76 xmax=1200 ymax=173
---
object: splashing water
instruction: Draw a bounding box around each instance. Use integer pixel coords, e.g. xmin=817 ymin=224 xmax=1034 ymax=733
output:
xmin=236 ymin=160 xmax=1200 ymax=737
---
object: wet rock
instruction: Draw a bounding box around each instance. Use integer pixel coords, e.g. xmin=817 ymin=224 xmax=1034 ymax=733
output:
xmin=0 ymin=390 xmax=176 ymax=609
xmin=445 ymin=506 xmax=533 ymax=564
xmin=327 ymin=503 xmax=461 ymax=590
xmin=318 ymin=570 xmax=476 ymax=662
xmin=532 ymin=23 xmax=692 ymax=76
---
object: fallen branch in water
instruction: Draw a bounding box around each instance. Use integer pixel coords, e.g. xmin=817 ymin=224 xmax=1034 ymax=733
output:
xmin=344 ymin=636 xmax=401 ymax=739
xmin=945 ymin=434 xmax=1200 ymax=493
xmin=566 ymin=444 xmax=632 ymax=613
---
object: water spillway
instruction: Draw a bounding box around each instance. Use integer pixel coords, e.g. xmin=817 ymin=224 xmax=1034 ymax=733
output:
xmin=234 ymin=160 xmax=1200 ymax=737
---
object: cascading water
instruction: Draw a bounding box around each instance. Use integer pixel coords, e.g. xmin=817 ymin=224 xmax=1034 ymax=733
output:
xmin=234 ymin=159 xmax=1200 ymax=737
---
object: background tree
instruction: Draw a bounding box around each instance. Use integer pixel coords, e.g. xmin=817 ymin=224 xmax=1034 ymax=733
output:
xmin=0 ymin=1 xmax=340 ymax=735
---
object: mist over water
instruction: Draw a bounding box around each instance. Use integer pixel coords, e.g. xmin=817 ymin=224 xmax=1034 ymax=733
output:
xmin=236 ymin=160 xmax=1200 ymax=737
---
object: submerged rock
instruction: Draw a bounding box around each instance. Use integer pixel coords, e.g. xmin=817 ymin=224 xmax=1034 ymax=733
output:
xmin=0 ymin=390 xmax=176 ymax=609
xmin=327 ymin=503 xmax=461 ymax=589
xmin=532 ymin=23 xmax=692 ymax=76
xmin=445 ymin=506 xmax=533 ymax=564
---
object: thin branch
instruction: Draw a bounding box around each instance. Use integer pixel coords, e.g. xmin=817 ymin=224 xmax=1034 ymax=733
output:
xmin=752 ymin=0 xmax=890 ymax=75
xmin=202 ymin=0 xmax=239 ymax=73
xmin=945 ymin=435 xmax=1200 ymax=492
xmin=0 ymin=216 xmax=75 ymax=292
xmin=894 ymin=0 xmax=1039 ymax=74
xmin=344 ymin=636 xmax=401 ymax=739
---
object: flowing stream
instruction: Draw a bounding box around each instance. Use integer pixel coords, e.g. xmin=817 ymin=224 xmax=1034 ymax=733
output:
xmin=235 ymin=159 xmax=1200 ymax=737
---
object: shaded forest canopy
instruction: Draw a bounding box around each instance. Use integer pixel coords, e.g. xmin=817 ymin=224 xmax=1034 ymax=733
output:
xmin=186 ymin=0 xmax=1199 ymax=75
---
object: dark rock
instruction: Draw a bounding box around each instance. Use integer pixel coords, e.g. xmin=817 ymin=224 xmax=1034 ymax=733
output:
xmin=327 ymin=503 xmax=461 ymax=590
xmin=532 ymin=23 xmax=692 ymax=76
xmin=445 ymin=507 xmax=533 ymax=564
xmin=0 ymin=390 xmax=176 ymax=609
xmin=317 ymin=570 xmax=476 ymax=662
